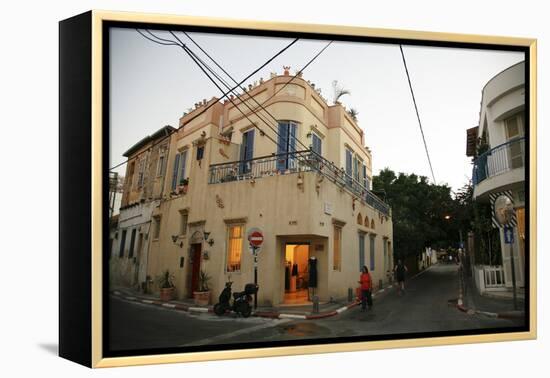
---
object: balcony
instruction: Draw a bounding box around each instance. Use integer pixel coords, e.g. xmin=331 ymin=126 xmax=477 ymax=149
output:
xmin=472 ymin=137 xmax=525 ymax=198
xmin=208 ymin=150 xmax=391 ymax=216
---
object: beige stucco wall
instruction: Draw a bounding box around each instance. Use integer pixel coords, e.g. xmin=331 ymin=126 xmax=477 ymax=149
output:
xmin=113 ymin=72 xmax=392 ymax=306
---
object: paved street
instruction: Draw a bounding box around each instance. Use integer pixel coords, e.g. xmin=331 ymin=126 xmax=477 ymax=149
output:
xmin=109 ymin=264 xmax=524 ymax=351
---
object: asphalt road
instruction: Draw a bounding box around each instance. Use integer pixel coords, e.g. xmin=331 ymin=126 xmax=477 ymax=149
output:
xmin=109 ymin=264 xmax=524 ymax=351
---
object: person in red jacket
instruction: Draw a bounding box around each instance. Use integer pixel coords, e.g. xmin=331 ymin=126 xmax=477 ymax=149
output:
xmin=358 ymin=266 xmax=373 ymax=311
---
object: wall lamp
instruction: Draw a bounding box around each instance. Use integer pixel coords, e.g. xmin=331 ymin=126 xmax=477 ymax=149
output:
xmin=203 ymin=231 xmax=214 ymax=246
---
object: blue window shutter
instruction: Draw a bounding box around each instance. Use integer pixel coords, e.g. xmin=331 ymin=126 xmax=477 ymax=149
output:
xmin=277 ymin=122 xmax=289 ymax=170
xmin=246 ymin=130 xmax=255 ymax=160
xmin=362 ymin=164 xmax=367 ymax=189
xmin=345 ymin=149 xmax=352 ymax=184
xmin=289 ymin=123 xmax=297 ymax=169
xmin=359 ymin=234 xmax=365 ymax=272
xmin=370 ymin=236 xmax=375 ymax=271
xmin=171 ymin=153 xmax=180 ymax=191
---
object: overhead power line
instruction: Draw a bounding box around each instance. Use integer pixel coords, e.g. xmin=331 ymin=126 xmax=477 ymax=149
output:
xmin=399 ymin=45 xmax=437 ymax=184
xmin=109 ymin=30 xmax=299 ymax=171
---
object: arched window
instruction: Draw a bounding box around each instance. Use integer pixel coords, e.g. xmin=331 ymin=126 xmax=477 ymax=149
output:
xmin=357 ymin=213 xmax=363 ymax=225
xmin=371 ymin=219 xmax=375 ymax=229
xmin=364 ymin=215 xmax=369 ymax=227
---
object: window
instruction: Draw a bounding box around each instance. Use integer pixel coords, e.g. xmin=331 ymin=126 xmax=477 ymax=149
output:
xmin=239 ymin=129 xmax=255 ymax=174
xmin=153 ymin=216 xmax=161 ymax=239
xmin=504 ymin=113 xmax=524 ymax=139
xmin=119 ymin=230 xmax=127 ymax=258
xmin=157 ymin=152 xmax=166 ymax=177
xmin=362 ymin=164 xmax=368 ymax=189
xmin=345 ymin=148 xmax=352 ymax=184
xmin=196 ymin=145 xmax=204 ymax=161
xmin=179 ymin=150 xmax=188 ymax=185
xmin=505 ymin=114 xmax=525 ymax=169
xmin=369 ymin=235 xmax=375 ymax=271
xmin=226 ymin=225 xmax=243 ymax=272
xmin=333 ymin=226 xmax=342 ymax=271
xmin=128 ymin=229 xmax=137 ymax=258
xmin=127 ymin=161 xmax=135 ymax=189
xmin=137 ymin=159 xmax=145 ymax=188
xmin=311 ymin=132 xmax=322 ymax=155
xmin=171 ymin=153 xmax=181 ymax=191
xmin=277 ymin=121 xmax=297 ymax=170
xmin=358 ymin=233 xmax=365 ymax=272
xmin=353 ymin=156 xmax=359 ymax=181
xmin=179 ymin=210 xmax=188 ymax=236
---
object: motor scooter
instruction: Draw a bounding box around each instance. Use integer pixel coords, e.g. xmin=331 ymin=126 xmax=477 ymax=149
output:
xmin=213 ymin=282 xmax=258 ymax=318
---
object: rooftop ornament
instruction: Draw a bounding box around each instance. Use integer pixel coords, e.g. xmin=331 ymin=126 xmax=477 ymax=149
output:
xmin=283 ymin=65 xmax=291 ymax=76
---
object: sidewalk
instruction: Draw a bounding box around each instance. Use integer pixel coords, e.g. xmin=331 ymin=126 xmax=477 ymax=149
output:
xmin=110 ymin=281 xmax=402 ymax=320
xmin=457 ymin=268 xmax=525 ymax=320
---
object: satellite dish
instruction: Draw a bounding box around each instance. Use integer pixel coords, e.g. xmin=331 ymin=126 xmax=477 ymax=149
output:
xmin=494 ymin=195 xmax=514 ymax=226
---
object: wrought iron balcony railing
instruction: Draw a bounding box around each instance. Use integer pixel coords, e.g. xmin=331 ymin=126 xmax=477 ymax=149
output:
xmin=472 ymin=137 xmax=525 ymax=186
xmin=208 ymin=150 xmax=391 ymax=216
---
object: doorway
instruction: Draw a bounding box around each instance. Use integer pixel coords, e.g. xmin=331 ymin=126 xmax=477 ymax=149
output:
xmin=189 ymin=243 xmax=202 ymax=298
xmin=284 ymin=243 xmax=310 ymax=304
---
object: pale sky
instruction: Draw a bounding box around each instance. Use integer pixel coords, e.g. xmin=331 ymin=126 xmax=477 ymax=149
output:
xmin=109 ymin=27 xmax=524 ymax=191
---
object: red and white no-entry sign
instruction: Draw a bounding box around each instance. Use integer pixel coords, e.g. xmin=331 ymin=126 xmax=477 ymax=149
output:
xmin=247 ymin=228 xmax=264 ymax=248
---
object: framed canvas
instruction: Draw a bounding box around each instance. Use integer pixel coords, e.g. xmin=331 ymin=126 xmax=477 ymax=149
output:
xmin=59 ymin=10 xmax=537 ymax=368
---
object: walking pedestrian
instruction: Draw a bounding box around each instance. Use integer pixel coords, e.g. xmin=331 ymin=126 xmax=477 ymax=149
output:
xmin=358 ymin=266 xmax=373 ymax=311
xmin=394 ymin=259 xmax=408 ymax=295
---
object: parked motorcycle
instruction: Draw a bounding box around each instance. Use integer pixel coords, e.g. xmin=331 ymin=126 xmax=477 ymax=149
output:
xmin=213 ymin=282 xmax=258 ymax=318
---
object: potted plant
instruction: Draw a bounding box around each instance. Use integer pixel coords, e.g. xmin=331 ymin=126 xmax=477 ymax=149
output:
xmin=156 ymin=270 xmax=175 ymax=301
xmin=193 ymin=270 xmax=212 ymax=306
xmin=180 ymin=178 xmax=189 ymax=194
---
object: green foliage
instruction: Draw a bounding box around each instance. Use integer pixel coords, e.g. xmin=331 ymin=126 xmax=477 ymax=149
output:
xmin=373 ymin=169 xmax=460 ymax=259
xmin=198 ymin=270 xmax=211 ymax=292
xmin=373 ymin=169 xmax=500 ymax=265
xmin=156 ymin=270 xmax=175 ymax=289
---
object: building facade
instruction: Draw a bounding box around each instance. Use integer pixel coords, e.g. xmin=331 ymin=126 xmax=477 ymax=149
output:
xmin=466 ymin=61 xmax=526 ymax=294
xmin=109 ymin=126 xmax=175 ymax=289
xmin=113 ymin=70 xmax=393 ymax=306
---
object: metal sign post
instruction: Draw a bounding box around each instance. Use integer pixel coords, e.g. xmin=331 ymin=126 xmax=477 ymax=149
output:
xmin=494 ymin=195 xmax=518 ymax=310
xmin=252 ymin=246 xmax=258 ymax=309
xmin=247 ymin=228 xmax=264 ymax=310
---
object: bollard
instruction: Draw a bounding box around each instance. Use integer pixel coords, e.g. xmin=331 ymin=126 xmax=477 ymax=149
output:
xmin=348 ymin=287 xmax=353 ymax=302
xmin=312 ymin=296 xmax=320 ymax=314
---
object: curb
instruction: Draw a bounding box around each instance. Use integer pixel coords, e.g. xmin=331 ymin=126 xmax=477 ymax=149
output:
xmin=111 ymin=290 xmax=362 ymax=320
xmin=453 ymin=270 xmax=525 ymax=320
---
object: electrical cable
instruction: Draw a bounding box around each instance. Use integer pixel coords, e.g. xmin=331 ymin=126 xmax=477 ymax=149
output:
xmin=399 ymin=44 xmax=437 ymax=184
xmin=109 ymin=30 xmax=299 ymax=171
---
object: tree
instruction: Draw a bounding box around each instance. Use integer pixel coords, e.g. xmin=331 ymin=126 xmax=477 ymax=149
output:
xmin=332 ymin=80 xmax=351 ymax=104
xmin=373 ymin=168 xmax=460 ymax=263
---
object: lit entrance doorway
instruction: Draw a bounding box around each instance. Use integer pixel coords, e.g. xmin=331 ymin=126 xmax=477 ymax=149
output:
xmin=284 ymin=243 xmax=310 ymax=304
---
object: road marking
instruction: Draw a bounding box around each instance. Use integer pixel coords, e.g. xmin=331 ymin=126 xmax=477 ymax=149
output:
xmin=142 ymin=300 xmax=154 ymax=304
xmin=280 ymin=314 xmax=307 ymax=320
xmin=162 ymin=303 xmax=176 ymax=308
xmin=189 ymin=307 xmax=209 ymax=313
xmin=125 ymin=296 xmax=136 ymax=301
xmin=178 ymin=318 xmax=292 ymax=347
xmin=336 ymin=306 xmax=349 ymax=314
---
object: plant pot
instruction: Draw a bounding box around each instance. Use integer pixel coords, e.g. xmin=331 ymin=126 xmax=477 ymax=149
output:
xmin=193 ymin=291 xmax=210 ymax=306
xmin=160 ymin=287 xmax=175 ymax=302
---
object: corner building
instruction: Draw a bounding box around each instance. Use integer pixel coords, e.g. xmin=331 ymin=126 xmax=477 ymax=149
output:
xmin=126 ymin=71 xmax=394 ymax=306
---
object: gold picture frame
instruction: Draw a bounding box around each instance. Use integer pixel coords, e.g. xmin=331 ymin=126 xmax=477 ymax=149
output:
xmin=59 ymin=10 xmax=537 ymax=368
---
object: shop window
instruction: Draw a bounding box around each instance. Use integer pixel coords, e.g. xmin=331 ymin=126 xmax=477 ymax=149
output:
xmin=226 ymin=225 xmax=243 ymax=272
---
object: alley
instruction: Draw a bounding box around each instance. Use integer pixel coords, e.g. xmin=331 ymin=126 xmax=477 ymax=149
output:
xmin=109 ymin=263 xmax=523 ymax=351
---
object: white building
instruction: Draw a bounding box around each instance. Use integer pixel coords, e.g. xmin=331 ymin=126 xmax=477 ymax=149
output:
xmin=466 ymin=61 xmax=526 ymax=294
